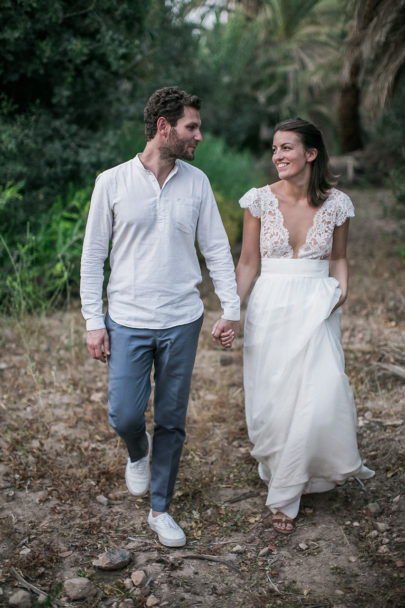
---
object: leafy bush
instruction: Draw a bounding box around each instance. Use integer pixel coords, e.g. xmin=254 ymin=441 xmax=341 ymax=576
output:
xmin=194 ymin=133 xmax=265 ymax=244
xmin=0 ymin=186 xmax=91 ymax=316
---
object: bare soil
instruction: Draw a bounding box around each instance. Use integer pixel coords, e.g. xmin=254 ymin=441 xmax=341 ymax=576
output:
xmin=0 ymin=188 xmax=404 ymax=608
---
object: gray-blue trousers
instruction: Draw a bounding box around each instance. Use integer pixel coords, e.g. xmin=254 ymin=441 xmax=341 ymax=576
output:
xmin=106 ymin=312 xmax=203 ymax=512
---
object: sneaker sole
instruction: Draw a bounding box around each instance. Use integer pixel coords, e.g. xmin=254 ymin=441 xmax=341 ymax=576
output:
xmin=148 ymin=522 xmax=186 ymax=547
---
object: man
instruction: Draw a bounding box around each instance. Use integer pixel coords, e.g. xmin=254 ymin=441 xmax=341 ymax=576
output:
xmin=80 ymin=86 xmax=240 ymax=547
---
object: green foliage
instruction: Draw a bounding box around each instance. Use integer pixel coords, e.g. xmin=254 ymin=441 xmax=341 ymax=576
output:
xmin=195 ymin=0 xmax=345 ymax=150
xmin=0 ymin=187 xmax=91 ymax=316
xmin=0 ymin=0 xmax=201 ymax=233
xmin=194 ymin=133 xmax=265 ymax=244
xmin=196 ymin=13 xmax=266 ymax=149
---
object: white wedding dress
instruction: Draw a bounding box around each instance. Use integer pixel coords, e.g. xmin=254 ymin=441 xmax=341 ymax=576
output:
xmin=240 ymin=186 xmax=374 ymax=519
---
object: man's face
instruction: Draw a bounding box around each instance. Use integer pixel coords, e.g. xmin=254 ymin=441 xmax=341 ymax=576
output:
xmin=164 ymin=106 xmax=203 ymax=161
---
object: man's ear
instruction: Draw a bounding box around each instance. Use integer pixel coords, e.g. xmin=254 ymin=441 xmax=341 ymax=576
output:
xmin=157 ymin=116 xmax=170 ymax=138
xmin=306 ymin=148 xmax=318 ymax=163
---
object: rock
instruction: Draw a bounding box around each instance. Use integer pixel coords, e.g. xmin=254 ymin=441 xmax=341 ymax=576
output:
xmin=231 ymin=544 xmax=244 ymax=553
xmin=299 ymin=542 xmax=308 ymax=551
xmin=146 ymin=595 xmax=159 ymax=607
xmin=145 ymin=563 xmax=164 ymax=577
xmin=119 ymin=600 xmax=135 ymax=608
xmin=96 ymin=495 xmax=109 ymax=506
xmin=368 ymin=530 xmax=378 ymax=538
xmin=135 ymin=551 xmax=160 ymax=567
xmin=6 ymin=489 xmax=15 ymax=501
xmin=378 ymin=545 xmax=389 ymax=554
xmin=93 ymin=549 xmax=132 ymax=570
xmin=367 ymin=502 xmax=382 ymax=515
xmin=220 ymin=355 xmax=233 ymax=366
xmin=123 ymin=578 xmax=133 ymax=590
xmin=37 ymin=594 xmax=48 ymax=604
xmin=131 ymin=570 xmax=146 ymax=586
xmin=63 ymin=577 xmax=97 ymax=600
xmin=258 ymin=546 xmax=270 ymax=557
xmin=9 ymin=589 xmax=31 ymax=607
xmin=348 ymin=556 xmax=357 ymax=562
xmin=335 ymin=590 xmax=345 ymax=596
xmin=174 ymin=566 xmax=195 ymax=578
xmin=375 ymin=522 xmax=389 ymax=532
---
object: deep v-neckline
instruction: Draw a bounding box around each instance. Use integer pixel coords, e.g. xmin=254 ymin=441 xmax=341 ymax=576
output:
xmin=267 ymin=186 xmax=327 ymax=259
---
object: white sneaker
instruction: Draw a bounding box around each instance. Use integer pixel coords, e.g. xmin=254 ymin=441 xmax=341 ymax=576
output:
xmin=125 ymin=432 xmax=152 ymax=496
xmin=148 ymin=510 xmax=186 ymax=547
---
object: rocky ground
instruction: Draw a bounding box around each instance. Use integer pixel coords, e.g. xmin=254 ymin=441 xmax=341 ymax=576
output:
xmin=0 ymin=188 xmax=404 ymax=608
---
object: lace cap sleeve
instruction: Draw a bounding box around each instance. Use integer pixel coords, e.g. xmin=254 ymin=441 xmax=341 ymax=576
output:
xmin=335 ymin=191 xmax=355 ymax=226
xmin=239 ymin=188 xmax=261 ymax=218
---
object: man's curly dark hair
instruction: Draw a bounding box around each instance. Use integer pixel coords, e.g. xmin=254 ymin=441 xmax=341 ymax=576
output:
xmin=144 ymin=86 xmax=201 ymax=141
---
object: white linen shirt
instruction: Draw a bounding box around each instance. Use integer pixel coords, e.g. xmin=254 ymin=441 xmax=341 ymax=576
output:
xmin=80 ymin=155 xmax=240 ymax=330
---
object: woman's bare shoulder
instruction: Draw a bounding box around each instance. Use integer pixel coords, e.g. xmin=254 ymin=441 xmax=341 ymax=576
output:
xmin=268 ymin=180 xmax=283 ymax=195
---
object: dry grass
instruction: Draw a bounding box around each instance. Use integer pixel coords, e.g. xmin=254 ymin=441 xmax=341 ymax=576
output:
xmin=0 ymin=188 xmax=404 ymax=607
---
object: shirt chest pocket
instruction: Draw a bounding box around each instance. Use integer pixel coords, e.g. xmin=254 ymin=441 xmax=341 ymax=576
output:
xmin=173 ymin=197 xmax=200 ymax=234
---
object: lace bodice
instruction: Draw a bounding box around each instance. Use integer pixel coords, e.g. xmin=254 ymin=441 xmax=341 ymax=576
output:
xmin=239 ymin=186 xmax=355 ymax=259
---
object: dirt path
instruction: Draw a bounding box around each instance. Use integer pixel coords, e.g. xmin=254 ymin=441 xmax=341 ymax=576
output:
xmin=0 ymin=188 xmax=404 ymax=607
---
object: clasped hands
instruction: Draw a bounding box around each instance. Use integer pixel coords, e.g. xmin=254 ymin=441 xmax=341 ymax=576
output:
xmin=87 ymin=318 xmax=240 ymax=362
xmin=211 ymin=318 xmax=240 ymax=349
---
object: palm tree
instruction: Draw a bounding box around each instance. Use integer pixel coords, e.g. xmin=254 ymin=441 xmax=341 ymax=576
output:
xmin=249 ymin=0 xmax=344 ymax=143
xmin=189 ymin=0 xmax=343 ymax=146
xmin=338 ymin=0 xmax=405 ymax=151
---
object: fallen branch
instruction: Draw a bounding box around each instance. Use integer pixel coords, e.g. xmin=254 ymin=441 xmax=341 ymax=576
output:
xmin=266 ymin=572 xmax=282 ymax=594
xmin=339 ymin=526 xmax=352 ymax=549
xmin=375 ymin=362 xmax=405 ymax=380
xmin=175 ymin=553 xmax=240 ymax=572
xmin=354 ymin=477 xmax=366 ymax=491
xmin=224 ymin=490 xmax=260 ymax=504
xmin=11 ymin=568 xmax=60 ymax=607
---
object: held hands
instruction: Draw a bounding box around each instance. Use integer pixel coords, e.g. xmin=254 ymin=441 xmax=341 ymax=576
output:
xmin=86 ymin=329 xmax=110 ymax=363
xmin=211 ymin=319 xmax=240 ymax=349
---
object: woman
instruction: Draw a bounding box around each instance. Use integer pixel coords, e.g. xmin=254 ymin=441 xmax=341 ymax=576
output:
xmin=223 ymin=118 xmax=374 ymax=534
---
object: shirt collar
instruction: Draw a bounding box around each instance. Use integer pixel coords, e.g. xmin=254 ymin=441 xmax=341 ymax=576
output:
xmin=134 ymin=154 xmax=179 ymax=178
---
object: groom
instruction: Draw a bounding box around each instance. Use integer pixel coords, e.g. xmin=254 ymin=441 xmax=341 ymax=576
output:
xmin=80 ymin=86 xmax=239 ymax=547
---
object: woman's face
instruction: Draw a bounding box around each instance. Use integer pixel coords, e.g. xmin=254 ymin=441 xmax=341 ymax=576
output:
xmin=272 ymin=130 xmax=316 ymax=180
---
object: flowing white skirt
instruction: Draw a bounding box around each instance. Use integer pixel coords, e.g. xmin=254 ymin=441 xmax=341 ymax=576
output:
xmin=244 ymin=258 xmax=374 ymax=519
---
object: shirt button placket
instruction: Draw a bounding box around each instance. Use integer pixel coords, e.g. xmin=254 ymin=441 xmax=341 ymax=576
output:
xmin=157 ymin=191 xmax=165 ymax=232
xmin=150 ymin=174 xmax=164 ymax=232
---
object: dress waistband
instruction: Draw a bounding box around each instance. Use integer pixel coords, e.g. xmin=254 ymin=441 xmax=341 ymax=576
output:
xmin=260 ymin=258 xmax=329 ymax=278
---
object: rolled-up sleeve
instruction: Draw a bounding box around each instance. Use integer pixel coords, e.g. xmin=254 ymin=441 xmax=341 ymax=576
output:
xmin=80 ymin=173 xmax=113 ymax=330
xmin=196 ymin=178 xmax=240 ymax=321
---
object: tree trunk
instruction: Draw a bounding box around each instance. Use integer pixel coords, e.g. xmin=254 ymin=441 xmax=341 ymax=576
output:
xmin=236 ymin=0 xmax=264 ymax=17
xmin=337 ymin=0 xmax=382 ymax=152
xmin=337 ymin=60 xmax=363 ymax=152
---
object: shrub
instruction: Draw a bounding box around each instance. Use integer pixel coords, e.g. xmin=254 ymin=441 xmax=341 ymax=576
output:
xmin=0 ymin=186 xmax=91 ymax=316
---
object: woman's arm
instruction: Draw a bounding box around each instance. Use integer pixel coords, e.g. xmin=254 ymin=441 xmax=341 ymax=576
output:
xmin=236 ymin=209 xmax=261 ymax=304
xmin=329 ymin=219 xmax=350 ymax=311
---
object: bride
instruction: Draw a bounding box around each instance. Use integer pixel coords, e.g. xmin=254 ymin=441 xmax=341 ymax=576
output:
xmin=221 ymin=118 xmax=374 ymax=534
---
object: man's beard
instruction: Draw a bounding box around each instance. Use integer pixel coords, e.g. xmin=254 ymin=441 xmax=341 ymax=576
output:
xmin=160 ymin=128 xmax=195 ymax=161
